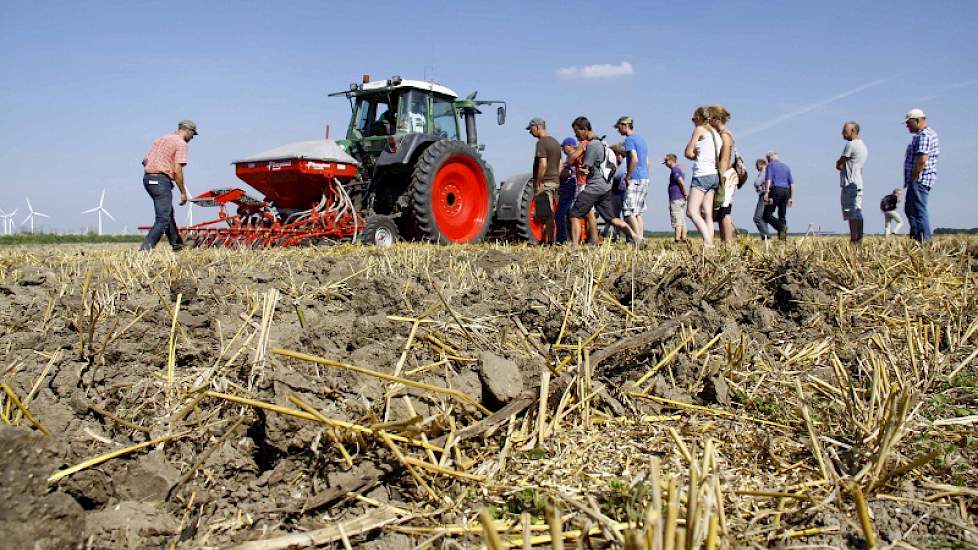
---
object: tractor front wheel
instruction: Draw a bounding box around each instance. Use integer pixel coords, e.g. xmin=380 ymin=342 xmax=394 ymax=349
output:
xmin=362 ymin=214 xmax=398 ymax=247
xmin=409 ymin=141 xmax=494 ymax=244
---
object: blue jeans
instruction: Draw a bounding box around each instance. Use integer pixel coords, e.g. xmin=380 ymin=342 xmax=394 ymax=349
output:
xmin=753 ymin=194 xmax=771 ymax=238
xmin=555 ymin=179 xmax=577 ymax=243
xmin=140 ymin=173 xmax=184 ymax=251
xmin=904 ymin=181 xmax=931 ymax=241
xmin=762 ymin=186 xmax=790 ymax=233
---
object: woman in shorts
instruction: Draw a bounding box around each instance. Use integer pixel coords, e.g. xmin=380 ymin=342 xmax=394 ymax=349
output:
xmin=708 ymin=104 xmax=740 ymax=243
xmin=684 ymin=106 xmax=721 ymax=246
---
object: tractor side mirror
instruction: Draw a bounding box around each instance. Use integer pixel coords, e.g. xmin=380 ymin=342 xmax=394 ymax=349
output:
xmin=497 ymin=105 xmax=506 ymax=126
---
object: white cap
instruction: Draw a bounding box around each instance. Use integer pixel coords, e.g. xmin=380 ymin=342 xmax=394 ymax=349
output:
xmin=904 ymin=108 xmax=926 ymax=120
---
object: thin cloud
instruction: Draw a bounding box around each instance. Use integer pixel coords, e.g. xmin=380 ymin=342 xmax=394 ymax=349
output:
xmin=916 ymin=77 xmax=978 ymax=103
xmin=740 ymin=77 xmax=894 ymax=138
xmin=557 ymin=61 xmax=634 ymax=79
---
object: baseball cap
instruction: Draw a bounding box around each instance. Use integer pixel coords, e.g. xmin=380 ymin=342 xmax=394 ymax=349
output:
xmin=179 ymin=119 xmax=199 ymax=135
xmin=561 ymin=137 xmax=577 ymax=148
xmin=904 ymin=108 xmax=926 ymax=120
xmin=526 ymin=117 xmax=546 ymax=130
xmin=615 ymin=115 xmax=633 ymax=126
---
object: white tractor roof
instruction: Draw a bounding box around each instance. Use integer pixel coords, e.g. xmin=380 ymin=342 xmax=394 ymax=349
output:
xmin=360 ymin=79 xmax=458 ymax=98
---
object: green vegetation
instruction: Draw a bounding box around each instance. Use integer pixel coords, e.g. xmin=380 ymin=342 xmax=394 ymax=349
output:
xmin=523 ymin=447 xmax=549 ymax=460
xmin=0 ymin=233 xmax=143 ymax=245
xmin=504 ymin=488 xmax=548 ymax=516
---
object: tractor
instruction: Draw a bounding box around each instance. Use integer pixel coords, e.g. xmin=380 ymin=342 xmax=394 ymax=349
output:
xmin=331 ymin=75 xmax=553 ymax=245
xmin=177 ymin=75 xmax=549 ymax=247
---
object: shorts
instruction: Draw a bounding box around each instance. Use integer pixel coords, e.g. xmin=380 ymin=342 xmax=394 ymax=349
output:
xmin=536 ymin=180 xmax=559 ymax=196
xmin=690 ymin=173 xmax=719 ymax=192
xmin=622 ymin=178 xmax=649 ymax=217
xmin=567 ymin=183 xmax=585 ymax=210
xmin=570 ymin=185 xmax=618 ymax=223
xmin=669 ymin=199 xmax=687 ymax=228
xmin=609 ymin=188 xmax=624 ymax=219
xmin=841 ymin=184 xmax=863 ymax=221
xmin=884 ymin=210 xmax=902 ymax=224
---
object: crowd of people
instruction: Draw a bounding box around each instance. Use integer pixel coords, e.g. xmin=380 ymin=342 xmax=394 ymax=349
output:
xmin=136 ymin=107 xmax=941 ymax=253
xmin=526 ymin=107 xmax=941 ymax=246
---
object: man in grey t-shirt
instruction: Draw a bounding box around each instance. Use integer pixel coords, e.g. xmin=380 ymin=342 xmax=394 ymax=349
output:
xmin=565 ymin=116 xmax=641 ymax=247
xmin=836 ymin=121 xmax=868 ymax=243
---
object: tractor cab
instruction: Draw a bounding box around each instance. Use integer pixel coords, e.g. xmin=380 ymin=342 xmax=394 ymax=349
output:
xmin=341 ymin=81 xmax=461 ymax=159
xmin=331 ymin=76 xmax=506 ymax=166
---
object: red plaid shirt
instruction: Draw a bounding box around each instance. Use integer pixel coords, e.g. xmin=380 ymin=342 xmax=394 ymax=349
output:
xmin=143 ymin=134 xmax=188 ymax=179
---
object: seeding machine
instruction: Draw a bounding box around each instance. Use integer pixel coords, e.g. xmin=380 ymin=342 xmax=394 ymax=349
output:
xmin=175 ymin=75 xmax=549 ymax=248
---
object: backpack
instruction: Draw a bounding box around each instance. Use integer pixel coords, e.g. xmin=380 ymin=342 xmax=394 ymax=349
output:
xmin=880 ymin=194 xmax=897 ymax=212
xmin=590 ymin=139 xmax=618 ymax=182
xmin=732 ymin=152 xmax=748 ymax=189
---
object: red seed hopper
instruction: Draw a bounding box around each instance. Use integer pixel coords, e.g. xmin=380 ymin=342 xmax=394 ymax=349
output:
xmin=181 ymin=140 xmax=364 ymax=247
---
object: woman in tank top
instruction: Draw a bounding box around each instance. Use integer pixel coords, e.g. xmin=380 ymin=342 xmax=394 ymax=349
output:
xmin=708 ymin=104 xmax=740 ymax=244
xmin=684 ymin=106 xmax=721 ymax=246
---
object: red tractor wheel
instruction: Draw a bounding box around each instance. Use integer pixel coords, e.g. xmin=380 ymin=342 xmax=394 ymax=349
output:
xmin=514 ymin=180 xmax=557 ymax=244
xmin=410 ymin=141 xmax=494 ymax=244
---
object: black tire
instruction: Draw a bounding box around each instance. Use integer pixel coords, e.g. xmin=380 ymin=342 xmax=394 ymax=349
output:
xmin=361 ymin=214 xmax=398 ymax=247
xmin=409 ymin=140 xmax=495 ymax=244
xmin=512 ymin=179 xmax=557 ymax=244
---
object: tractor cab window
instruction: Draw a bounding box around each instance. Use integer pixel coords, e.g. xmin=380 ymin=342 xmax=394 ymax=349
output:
xmin=397 ymin=90 xmax=428 ymax=134
xmin=353 ymin=97 xmax=394 ymax=137
xmin=431 ymin=96 xmax=459 ymax=140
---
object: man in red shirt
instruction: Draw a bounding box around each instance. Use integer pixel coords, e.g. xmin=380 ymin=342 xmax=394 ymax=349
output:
xmin=140 ymin=120 xmax=197 ymax=251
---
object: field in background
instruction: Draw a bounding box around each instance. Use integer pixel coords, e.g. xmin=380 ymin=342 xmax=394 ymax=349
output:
xmin=0 ymin=233 xmax=143 ymax=245
xmin=0 ymin=237 xmax=976 ymax=548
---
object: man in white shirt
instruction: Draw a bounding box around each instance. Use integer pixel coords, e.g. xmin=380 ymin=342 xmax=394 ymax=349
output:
xmin=836 ymin=121 xmax=868 ymax=243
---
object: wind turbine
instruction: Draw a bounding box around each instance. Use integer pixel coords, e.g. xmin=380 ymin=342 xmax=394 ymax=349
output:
xmin=0 ymin=208 xmax=16 ymax=235
xmin=81 ymin=189 xmax=116 ymax=235
xmin=21 ymin=197 xmax=49 ymax=234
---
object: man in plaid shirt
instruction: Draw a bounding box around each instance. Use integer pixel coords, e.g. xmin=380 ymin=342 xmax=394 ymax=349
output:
xmin=140 ymin=120 xmax=197 ymax=251
xmin=902 ymin=109 xmax=939 ymax=242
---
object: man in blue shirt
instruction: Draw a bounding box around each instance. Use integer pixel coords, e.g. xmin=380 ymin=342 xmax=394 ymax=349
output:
xmin=902 ymin=109 xmax=940 ymax=242
xmin=615 ymin=116 xmax=650 ymax=239
xmin=762 ymin=151 xmax=794 ymax=241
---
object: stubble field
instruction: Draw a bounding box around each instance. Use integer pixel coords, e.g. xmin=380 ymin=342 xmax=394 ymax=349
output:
xmin=0 ymin=237 xmax=976 ymax=549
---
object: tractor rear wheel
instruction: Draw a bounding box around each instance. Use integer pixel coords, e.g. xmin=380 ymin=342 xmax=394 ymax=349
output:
xmin=514 ymin=180 xmax=556 ymax=244
xmin=409 ymin=141 xmax=494 ymax=244
xmin=362 ymin=214 xmax=398 ymax=247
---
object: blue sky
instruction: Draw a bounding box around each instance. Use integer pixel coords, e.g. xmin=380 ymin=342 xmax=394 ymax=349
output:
xmin=1 ymin=0 xmax=976 ymax=234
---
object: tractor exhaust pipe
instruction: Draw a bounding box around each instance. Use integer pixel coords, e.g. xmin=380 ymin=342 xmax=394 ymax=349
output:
xmin=464 ymin=110 xmax=477 ymax=146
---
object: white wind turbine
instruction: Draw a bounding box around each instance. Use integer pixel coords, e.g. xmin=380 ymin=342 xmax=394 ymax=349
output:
xmin=0 ymin=208 xmax=17 ymax=235
xmin=21 ymin=197 xmax=49 ymax=234
xmin=81 ymin=189 xmax=116 ymax=235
